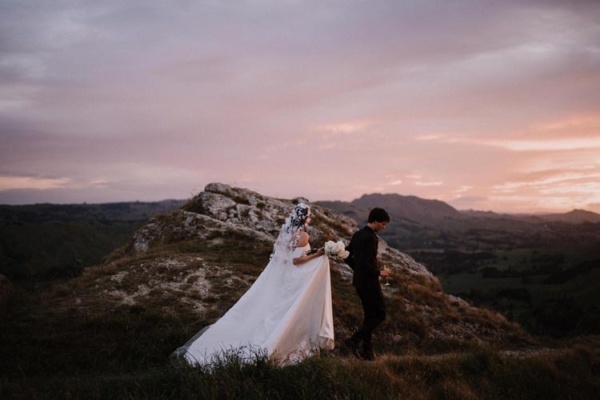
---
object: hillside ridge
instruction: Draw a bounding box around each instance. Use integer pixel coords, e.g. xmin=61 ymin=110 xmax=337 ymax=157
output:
xmin=46 ymin=182 xmax=529 ymax=352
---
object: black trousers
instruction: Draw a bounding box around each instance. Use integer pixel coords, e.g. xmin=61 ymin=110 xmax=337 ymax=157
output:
xmin=351 ymin=285 xmax=386 ymax=351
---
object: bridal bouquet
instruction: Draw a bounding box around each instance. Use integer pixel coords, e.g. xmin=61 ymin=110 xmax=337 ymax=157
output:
xmin=324 ymin=240 xmax=349 ymax=261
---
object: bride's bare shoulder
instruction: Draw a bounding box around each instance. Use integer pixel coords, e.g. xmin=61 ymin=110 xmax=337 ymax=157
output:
xmin=295 ymin=231 xmax=309 ymax=247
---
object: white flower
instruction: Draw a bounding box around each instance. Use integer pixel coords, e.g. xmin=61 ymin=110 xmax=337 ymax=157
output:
xmin=324 ymin=240 xmax=349 ymax=260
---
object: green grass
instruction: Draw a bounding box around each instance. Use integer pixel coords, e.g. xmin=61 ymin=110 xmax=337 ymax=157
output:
xmin=0 ymin=310 xmax=600 ymax=400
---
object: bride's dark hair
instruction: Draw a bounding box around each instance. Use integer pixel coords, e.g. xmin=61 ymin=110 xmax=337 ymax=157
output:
xmin=284 ymin=203 xmax=311 ymax=234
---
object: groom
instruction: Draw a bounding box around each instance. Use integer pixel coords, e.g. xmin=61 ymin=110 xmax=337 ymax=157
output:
xmin=344 ymin=207 xmax=391 ymax=361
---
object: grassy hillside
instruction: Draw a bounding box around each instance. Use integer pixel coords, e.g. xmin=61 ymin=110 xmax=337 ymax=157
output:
xmin=1 ymin=233 xmax=598 ymax=399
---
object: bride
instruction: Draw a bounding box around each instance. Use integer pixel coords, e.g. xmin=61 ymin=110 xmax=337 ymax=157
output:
xmin=171 ymin=203 xmax=335 ymax=365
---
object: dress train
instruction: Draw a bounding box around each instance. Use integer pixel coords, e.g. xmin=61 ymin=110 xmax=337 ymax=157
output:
xmin=172 ymin=244 xmax=334 ymax=365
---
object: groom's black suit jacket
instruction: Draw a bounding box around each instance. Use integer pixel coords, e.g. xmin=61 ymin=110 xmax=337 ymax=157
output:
xmin=345 ymin=226 xmax=381 ymax=292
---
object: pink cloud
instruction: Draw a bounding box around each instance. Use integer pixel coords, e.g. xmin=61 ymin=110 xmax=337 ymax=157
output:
xmin=1 ymin=1 xmax=599 ymax=213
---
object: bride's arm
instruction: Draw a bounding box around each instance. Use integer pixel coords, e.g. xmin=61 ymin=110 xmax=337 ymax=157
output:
xmin=292 ymin=231 xmax=324 ymax=265
xmin=293 ymin=248 xmax=324 ymax=266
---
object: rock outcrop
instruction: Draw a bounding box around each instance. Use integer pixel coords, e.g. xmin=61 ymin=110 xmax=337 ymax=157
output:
xmin=130 ymin=182 xmax=435 ymax=281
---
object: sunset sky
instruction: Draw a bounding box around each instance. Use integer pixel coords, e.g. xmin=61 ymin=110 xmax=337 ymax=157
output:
xmin=1 ymin=0 xmax=599 ymax=213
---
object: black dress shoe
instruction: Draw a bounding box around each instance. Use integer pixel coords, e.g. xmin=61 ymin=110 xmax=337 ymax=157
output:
xmin=344 ymin=338 xmax=362 ymax=359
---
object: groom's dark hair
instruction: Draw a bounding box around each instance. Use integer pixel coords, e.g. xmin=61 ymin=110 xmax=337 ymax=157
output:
xmin=368 ymin=207 xmax=390 ymax=223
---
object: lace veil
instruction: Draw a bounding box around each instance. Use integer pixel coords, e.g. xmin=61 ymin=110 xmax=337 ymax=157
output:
xmin=272 ymin=203 xmax=311 ymax=259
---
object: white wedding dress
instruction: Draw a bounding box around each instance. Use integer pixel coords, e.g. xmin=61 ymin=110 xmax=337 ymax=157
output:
xmin=172 ymin=244 xmax=335 ymax=366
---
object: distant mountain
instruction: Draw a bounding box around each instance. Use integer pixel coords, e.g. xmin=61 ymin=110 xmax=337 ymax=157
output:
xmin=318 ymin=193 xmax=462 ymax=227
xmin=460 ymin=210 xmax=517 ymax=219
xmin=537 ymin=209 xmax=600 ymax=224
xmin=316 ymin=193 xmax=600 ymax=256
xmin=319 ymin=193 xmax=600 ymax=226
xmin=462 ymin=208 xmax=600 ymax=224
xmin=352 ymin=193 xmax=462 ymax=221
xmin=0 ymin=199 xmax=185 ymax=224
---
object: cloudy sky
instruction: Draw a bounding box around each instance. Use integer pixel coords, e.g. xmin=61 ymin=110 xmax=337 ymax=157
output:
xmin=1 ymin=0 xmax=599 ymax=213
